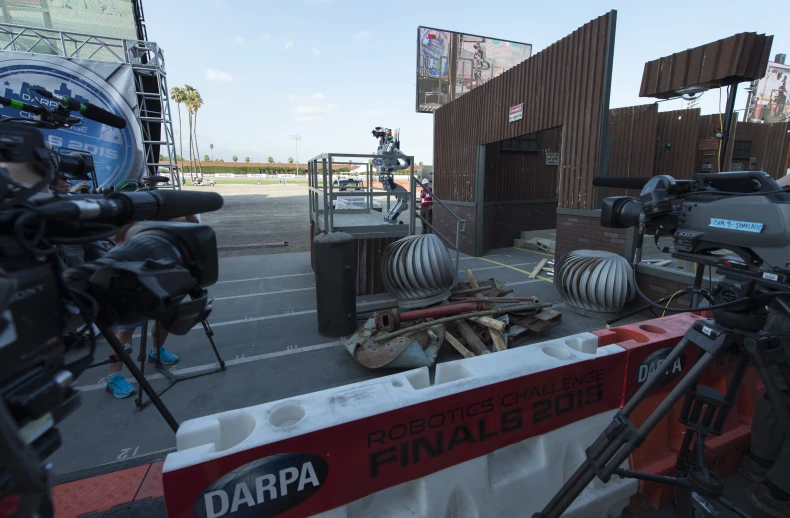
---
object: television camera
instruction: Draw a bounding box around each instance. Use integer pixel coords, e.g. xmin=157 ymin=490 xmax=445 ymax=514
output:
xmin=371 ymin=127 xmax=412 ymax=223
xmin=536 ymin=172 xmax=790 ymax=518
xmin=0 ymin=89 xmax=223 ymax=516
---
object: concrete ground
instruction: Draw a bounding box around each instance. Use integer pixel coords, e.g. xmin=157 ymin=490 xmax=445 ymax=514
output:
xmin=47 ymin=185 xmax=762 ymax=517
xmin=185 ymin=183 xmax=312 ymax=258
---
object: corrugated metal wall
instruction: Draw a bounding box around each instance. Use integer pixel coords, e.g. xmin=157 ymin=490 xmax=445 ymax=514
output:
xmin=434 ymin=11 xmax=616 ymax=209
xmin=640 ymin=33 xmax=773 ymax=99
xmin=599 ymin=108 xmax=790 ymax=182
xmin=654 ymin=108 xmax=701 ymax=178
xmin=602 ymin=104 xmax=658 ymax=198
xmin=483 ymin=126 xmax=562 ymax=201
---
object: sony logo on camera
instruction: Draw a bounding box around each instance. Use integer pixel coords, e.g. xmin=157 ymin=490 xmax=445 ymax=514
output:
xmin=195 ymin=453 xmax=329 ymax=518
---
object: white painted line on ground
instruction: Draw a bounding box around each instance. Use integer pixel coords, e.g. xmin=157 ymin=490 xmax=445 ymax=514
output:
xmin=213 ymin=286 xmax=315 ymax=301
xmin=78 ymin=339 xmax=346 ymax=392
xmin=217 ymin=272 xmax=314 ymax=284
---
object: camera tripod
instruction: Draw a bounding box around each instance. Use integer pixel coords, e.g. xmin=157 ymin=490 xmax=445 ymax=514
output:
xmin=134 ymin=319 xmax=225 ymax=412
xmin=534 ymin=300 xmax=790 ymax=518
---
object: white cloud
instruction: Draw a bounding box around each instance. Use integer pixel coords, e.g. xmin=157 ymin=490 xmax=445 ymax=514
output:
xmin=261 ymin=33 xmax=271 ymax=41
xmin=205 ymin=68 xmax=235 ymax=82
xmin=305 ymin=0 xmax=333 ymax=3
xmin=284 ymin=40 xmax=294 ymax=50
xmin=235 ymin=34 xmax=244 ymax=44
xmin=294 ymin=115 xmax=321 ymax=122
xmin=295 ymin=105 xmax=322 ymax=114
xmin=310 ymin=47 xmax=322 ymax=56
xmin=287 ymin=94 xmax=297 ymax=101
xmin=312 ymin=92 xmax=325 ymax=100
xmin=356 ymin=30 xmax=372 ymax=39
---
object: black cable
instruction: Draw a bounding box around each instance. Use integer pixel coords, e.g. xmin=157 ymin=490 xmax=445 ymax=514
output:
xmin=634 ymin=278 xmax=790 ymax=313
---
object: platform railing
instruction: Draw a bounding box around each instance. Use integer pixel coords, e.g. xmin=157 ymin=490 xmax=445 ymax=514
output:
xmin=415 ymin=184 xmax=466 ymax=283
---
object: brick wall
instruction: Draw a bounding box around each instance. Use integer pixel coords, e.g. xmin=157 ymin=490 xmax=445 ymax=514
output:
xmin=433 ymin=202 xmax=476 ymax=256
xmin=555 ymin=211 xmax=627 ymax=261
xmin=485 ymin=202 xmax=558 ymax=249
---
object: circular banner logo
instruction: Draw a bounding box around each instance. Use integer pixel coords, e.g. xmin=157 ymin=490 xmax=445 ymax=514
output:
xmin=0 ymin=55 xmax=144 ymax=187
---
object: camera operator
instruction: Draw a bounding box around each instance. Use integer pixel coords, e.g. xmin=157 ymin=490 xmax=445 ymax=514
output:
xmin=104 ymin=179 xmax=199 ymax=399
xmin=739 ymin=173 xmax=790 ymax=516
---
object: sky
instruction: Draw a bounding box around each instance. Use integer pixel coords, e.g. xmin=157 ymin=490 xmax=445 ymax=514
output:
xmin=143 ymin=0 xmax=789 ymax=165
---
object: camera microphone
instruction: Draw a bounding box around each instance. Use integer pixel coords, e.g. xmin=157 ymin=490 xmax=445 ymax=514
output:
xmin=32 ymin=88 xmax=127 ymax=129
xmin=592 ymin=177 xmax=652 ymax=189
xmin=35 ymin=190 xmax=223 ymax=223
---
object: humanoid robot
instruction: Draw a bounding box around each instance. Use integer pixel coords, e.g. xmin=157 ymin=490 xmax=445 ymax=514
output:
xmin=371 ymin=127 xmax=411 ymax=223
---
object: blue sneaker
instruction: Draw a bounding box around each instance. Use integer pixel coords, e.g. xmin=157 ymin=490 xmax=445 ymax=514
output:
xmin=149 ymin=347 xmax=179 ymax=365
xmin=106 ymin=373 xmax=136 ymax=399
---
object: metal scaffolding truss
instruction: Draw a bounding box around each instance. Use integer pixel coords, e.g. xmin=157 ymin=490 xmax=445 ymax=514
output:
xmin=0 ymin=22 xmax=179 ymax=189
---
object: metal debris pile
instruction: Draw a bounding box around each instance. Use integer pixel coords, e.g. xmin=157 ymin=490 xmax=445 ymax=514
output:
xmin=345 ymin=269 xmax=562 ymax=369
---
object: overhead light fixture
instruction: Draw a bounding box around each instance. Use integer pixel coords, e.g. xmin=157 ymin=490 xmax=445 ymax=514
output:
xmin=676 ymin=85 xmax=709 ymax=100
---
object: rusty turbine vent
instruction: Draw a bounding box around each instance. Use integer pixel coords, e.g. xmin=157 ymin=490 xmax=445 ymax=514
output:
xmin=381 ymin=234 xmax=455 ymax=309
xmin=555 ymin=250 xmax=635 ymax=316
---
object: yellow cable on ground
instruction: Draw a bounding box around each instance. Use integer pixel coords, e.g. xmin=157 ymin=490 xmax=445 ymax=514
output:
xmin=662 ymin=290 xmax=685 ymax=318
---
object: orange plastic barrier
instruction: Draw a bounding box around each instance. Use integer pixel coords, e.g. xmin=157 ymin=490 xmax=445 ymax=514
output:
xmin=595 ymin=314 xmax=765 ymax=513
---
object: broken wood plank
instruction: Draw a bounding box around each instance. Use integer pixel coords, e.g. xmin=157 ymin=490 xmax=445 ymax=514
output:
xmin=529 ymin=258 xmax=548 ymax=279
xmin=491 ymin=329 xmax=507 ymax=352
xmin=445 ymin=330 xmax=475 ymax=358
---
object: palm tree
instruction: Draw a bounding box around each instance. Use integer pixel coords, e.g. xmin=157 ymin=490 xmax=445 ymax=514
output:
xmin=203 ymin=154 xmax=210 ymax=162
xmin=288 ymin=157 xmax=294 ymax=164
xmin=232 ymin=155 xmax=238 ymax=163
xmin=245 ymin=157 xmax=250 ymax=163
xmin=267 ymin=156 xmax=274 ymax=163
xmin=170 ymin=86 xmax=187 ymax=175
xmin=185 ymin=86 xmax=204 ymax=178
xmin=210 ymin=143 xmax=214 ymax=160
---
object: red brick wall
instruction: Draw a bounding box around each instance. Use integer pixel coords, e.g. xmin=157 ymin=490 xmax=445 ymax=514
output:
xmin=433 ymin=202 xmax=477 ymax=256
xmin=555 ymin=212 xmax=627 ymax=260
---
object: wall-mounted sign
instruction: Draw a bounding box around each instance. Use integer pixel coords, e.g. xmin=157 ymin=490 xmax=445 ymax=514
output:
xmin=509 ymin=103 xmax=523 ymax=123
xmin=699 ymin=138 xmax=720 ymax=151
xmin=701 ymin=153 xmax=714 ymax=172
xmin=749 ymin=157 xmax=758 ymax=170
xmin=545 ymin=152 xmax=560 ymax=166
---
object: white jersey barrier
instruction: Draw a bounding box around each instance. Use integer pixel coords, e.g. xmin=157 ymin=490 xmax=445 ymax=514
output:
xmin=162 ymin=333 xmax=633 ymax=518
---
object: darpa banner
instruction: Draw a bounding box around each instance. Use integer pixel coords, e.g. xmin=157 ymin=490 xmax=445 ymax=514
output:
xmin=0 ymin=52 xmax=144 ymax=187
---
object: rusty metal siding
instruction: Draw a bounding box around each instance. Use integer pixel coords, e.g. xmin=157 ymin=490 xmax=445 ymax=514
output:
xmin=640 ymin=33 xmax=773 ymax=99
xmin=434 ymin=11 xmax=615 ymax=209
xmin=654 ymin=109 xmax=701 ymax=178
xmin=601 ymin=104 xmax=659 ymax=198
xmin=353 ymin=236 xmax=400 ymax=295
xmin=483 ymin=126 xmax=562 ymax=202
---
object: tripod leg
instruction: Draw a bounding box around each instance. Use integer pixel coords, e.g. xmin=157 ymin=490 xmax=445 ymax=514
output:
xmin=135 ymin=322 xmax=148 ymax=410
xmin=201 ymin=319 xmax=225 ymax=369
xmin=538 ymin=332 xmax=726 ymax=518
xmin=98 ymin=327 xmax=179 ymax=433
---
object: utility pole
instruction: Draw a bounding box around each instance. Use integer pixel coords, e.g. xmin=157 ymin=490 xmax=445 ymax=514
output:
xmin=289 ymin=135 xmax=302 ymax=175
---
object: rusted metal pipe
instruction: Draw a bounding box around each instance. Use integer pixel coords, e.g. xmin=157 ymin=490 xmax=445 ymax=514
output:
xmin=469 ymin=316 xmax=510 ymax=333
xmin=373 ymin=302 xmax=489 ymax=331
xmin=449 ymin=296 xmax=539 ymax=303
xmin=372 ymin=302 xmax=552 ymax=343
